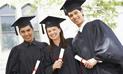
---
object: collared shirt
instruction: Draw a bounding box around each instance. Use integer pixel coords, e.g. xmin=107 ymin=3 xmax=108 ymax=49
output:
xmin=72 ymin=21 xmax=87 ymax=44
xmin=79 ymin=21 xmax=87 ymax=32
xmin=23 ymin=39 xmax=37 ymax=47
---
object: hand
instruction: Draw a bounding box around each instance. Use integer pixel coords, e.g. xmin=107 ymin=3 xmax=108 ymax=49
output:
xmin=84 ymin=58 xmax=97 ymax=69
xmin=52 ymin=59 xmax=63 ymax=70
xmin=81 ymin=59 xmax=91 ymax=69
xmin=80 ymin=59 xmax=90 ymax=68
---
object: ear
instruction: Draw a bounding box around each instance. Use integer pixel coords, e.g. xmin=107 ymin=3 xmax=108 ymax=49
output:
xmin=81 ymin=10 xmax=84 ymax=16
xmin=82 ymin=14 xmax=84 ymax=16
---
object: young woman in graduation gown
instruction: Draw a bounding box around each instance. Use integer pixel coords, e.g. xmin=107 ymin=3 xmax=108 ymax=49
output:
xmin=40 ymin=16 xmax=79 ymax=74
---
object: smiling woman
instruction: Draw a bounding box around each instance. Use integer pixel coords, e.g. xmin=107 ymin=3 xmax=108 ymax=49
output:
xmin=39 ymin=16 xmax=79 ymax=74
xmin=46 ymin=26 xmax=61 ymax=42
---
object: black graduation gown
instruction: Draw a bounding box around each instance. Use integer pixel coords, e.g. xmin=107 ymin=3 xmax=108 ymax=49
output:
xmin=6 ymin=40 xmax=48 ymax=74
xmin=44 ymin=38 xmax=79 ymax=74
xmin=72 ymin=19 xmax=123 ymax=74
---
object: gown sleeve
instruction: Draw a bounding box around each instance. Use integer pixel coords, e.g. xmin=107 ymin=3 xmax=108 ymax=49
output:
xmin=6 ymin=46 xmax=20 ymax=74
xmin=91 ymin=20 xmax=123 ymax=65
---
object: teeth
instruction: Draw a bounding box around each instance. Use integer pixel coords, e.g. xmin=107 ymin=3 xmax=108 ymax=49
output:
xmin=51 ymin=34 xmax=56 ymax=37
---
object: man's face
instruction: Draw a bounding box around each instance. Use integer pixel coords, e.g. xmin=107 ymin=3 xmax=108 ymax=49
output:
xmin=68 ymin=9 xmax=84 ymax=27
xmin=19 ymin=25 xmax=34 ymax=43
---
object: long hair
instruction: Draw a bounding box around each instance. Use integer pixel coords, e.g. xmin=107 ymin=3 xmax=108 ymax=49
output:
xmin=46 ymin=25 xmax=68 ymax=49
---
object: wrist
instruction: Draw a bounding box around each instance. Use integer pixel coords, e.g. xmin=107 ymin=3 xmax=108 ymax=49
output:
xmin=52 ymin=64 xmax=56 ymax=70
xmin=81 ymin=59 xmax=86 ymax=63
xmin=94 ymin=57 xmax=103 ymax=63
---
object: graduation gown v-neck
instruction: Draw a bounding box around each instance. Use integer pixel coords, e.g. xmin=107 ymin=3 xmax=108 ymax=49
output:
xmin=6 ymin=40 xmax=48 ymax=74
xmin=72 ymin=19 xmax=123 ymax=74
xmin=44 ymin=38 xmax=79 ymax=74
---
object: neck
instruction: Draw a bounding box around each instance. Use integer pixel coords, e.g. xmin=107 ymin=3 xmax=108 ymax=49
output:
xmin=24 ymin=38 xmax=34 ymax=44
xmin=78 ymin=19 xmax=84 ymax=27
xmin=77 ymin=24 xmax=82 ymax=27
xmin=53 ymin=37 xmax=61 ymax=46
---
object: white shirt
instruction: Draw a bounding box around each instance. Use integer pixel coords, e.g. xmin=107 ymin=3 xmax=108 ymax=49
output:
xmin=77 ymin=20 xmax=87 ymax=32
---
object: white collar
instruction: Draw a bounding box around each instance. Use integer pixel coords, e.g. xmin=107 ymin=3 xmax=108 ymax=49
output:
xmin=78 ymin=21 xmax=87 ymax=32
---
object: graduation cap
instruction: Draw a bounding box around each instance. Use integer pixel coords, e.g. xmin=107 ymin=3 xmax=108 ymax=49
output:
xmin=60 ymin=0 xmax=86 ymax=15
xmin=40 ymin=16 xmax=65 ymax=34
xmin=11 ymin=16 xmax=35 ymax=35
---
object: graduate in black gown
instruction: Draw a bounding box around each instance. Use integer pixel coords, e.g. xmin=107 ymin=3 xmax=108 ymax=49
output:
xmin=40 ymin=16 xmax=79 ymax=74
xmin=60 ymin=0 xmax=123 ymax=74
xmin=6 ymin=16 xmax=48 ymax=74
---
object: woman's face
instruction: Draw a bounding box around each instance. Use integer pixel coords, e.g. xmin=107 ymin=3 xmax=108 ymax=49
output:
xmin=46 ymin=26 xmax=61 ymax=40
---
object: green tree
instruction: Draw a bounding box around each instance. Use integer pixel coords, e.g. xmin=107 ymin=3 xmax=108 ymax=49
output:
xmin=84 ymin=0 xmax=123 ymax=29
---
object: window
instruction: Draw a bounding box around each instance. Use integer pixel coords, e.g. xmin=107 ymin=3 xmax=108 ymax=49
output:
xmin=0 ymin=4 xmax=18 ymax=50
xmin=22 ymin=3 xmax=37 ymax=16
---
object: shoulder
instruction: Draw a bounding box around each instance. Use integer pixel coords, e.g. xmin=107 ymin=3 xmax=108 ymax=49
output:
xmin=86 ymin=19 xmax=104 ymax=25
xmin=92 ymin=19 xmax=102 ymax=22
xmin=43 ymin=45 xmax=51 ymax=54
xmin=66 ymin=38 xmax=73 ymax=41
xmin=11 ymin=43 xmax=22 ymax=51
xmin=86 ymin=19 xmax=103 ymax=26
xmin=66 ymin=38 xmax=73 ymax=43
xmin=65 ymin=38 xmax=73 ymax=46
xmin=91 ymin=19 xmax=107 ymax=27
xmin=9 ymin=45 xmax=21 ymax=56
xmin=85 ymin=19 xmax=108 ymax=29
xmin=34 ymin=41 xmax=48 ymax=52
xmin=11 ymin=46 xmax=18 ymax=52
xmin=35 ymin=40 xmax=48 ymax=47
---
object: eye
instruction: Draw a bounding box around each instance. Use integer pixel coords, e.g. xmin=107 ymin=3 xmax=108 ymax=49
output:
xmin=20 ymin=30 xmax=25 ymax=33
xmin=69 ymin=14 xmax=73 ymax=18
xmin=47 ymin=30 xmax=51 ymax=33
xmin=27 ymin=29 xmax=31 ymax=32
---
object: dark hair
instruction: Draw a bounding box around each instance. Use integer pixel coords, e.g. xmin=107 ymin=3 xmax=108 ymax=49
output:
xmin=66 ymin=7 xmax=82 ymax=15
xmin=46 ymin=25 xmax=68 ymax=49
xmin=19 ymin=24 xmax=33 ymax=31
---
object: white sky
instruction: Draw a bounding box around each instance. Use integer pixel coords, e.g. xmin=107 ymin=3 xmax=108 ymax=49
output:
xmin=114 ymin=6 xmax=123 ymax=45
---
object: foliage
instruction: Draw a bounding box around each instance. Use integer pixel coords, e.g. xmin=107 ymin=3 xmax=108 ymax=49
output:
xmin=84 ymin=0 xmax=123 ymax=29
xmin=10 ymin=0 xmax=123 ymax=29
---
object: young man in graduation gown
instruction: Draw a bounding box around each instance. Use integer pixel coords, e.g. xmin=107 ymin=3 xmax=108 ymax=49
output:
xmin=60 ymin=0 xmax=123 ymax=74
xmin=40 ymin=16 xmax=79 ymax=74
xmin=6 ymin=16 xmax=48 ymax=74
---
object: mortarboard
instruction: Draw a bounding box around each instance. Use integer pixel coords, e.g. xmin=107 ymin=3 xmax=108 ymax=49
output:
xmin=40 ymin=16 xmax=65 ymax=34
xmin=11 ymin=16 xmax=35 ymax=35
xmin=60 ymin=0 xmax=86 ymax=15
